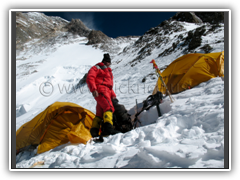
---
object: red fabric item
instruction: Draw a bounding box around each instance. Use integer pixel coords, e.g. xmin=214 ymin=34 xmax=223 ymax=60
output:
xmin=86 ymin=62 xmax=116 ymax=118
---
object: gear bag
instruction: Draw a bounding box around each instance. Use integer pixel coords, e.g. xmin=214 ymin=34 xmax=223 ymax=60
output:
xmin=112 ymin=99 xmax=133 ymax=133
xmin=133 ymin=91 xmax=163 ymax=128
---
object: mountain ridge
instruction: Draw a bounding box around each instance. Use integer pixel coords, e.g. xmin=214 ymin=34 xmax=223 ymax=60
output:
xmin=16 ymin=12 xmax=139 ymax=59
xmin=16 ymin=11 xmax=224 ymax=87
xmin=16 ymin=12 xmax=224 ymax=58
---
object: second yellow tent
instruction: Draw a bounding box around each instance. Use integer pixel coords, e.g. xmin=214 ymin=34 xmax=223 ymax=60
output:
xmin=153 ymin=51 xmax=224 ymax=95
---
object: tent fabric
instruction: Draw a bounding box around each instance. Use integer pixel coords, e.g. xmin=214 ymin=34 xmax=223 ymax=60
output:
xmin=153 ymin=51 xmax=224 ymax=95
xmin=16 ymin=102 xmax=95 ymax=154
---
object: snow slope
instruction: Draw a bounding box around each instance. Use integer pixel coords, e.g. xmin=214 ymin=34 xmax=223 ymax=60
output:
xmin=16 ymin=37 xmax=105 ymax=127
xmin=16 ymin=77 xmax=224 ymax=168
xmin=15 ymin=18 xmax=225 ymax=169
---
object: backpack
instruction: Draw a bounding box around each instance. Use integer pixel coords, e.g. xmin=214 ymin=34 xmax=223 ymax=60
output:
xmin=133 ymin=91 xmax=163 ymax=128
xmin=112 ymin=99 xmax=133 ymax=133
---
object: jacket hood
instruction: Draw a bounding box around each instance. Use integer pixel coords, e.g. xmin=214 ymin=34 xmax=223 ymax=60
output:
xmin=96 ymin=62 xmax=105 ymax=66
xmin=96 ymin=62 xmax=112 ymax=71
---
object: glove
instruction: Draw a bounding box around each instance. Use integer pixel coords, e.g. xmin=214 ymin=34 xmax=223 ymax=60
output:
xmin=92 ymin=90 xmax=98 ymax=97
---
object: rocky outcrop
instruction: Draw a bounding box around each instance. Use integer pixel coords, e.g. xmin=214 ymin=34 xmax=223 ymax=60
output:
xmin=64 ymin=19 xmax=91 ymax=37
xmin=16 ymin=12 xmax=137 ymax=59
xmin=16 ymin=12 xmax=94 ymax=56
xmin=125 ymin=12 xmax=224 ymax=67
xmin=171 ymin=12 xmax=224 ymax=24
xmin=195 ymin=12 xmax=224 ymax=24
xmin=86 ymin=30 xmax=112 ymax=45
xmin=171 ymin=12 xmax=203 ymax=24
xmin=16 ymin=12 xmax=69 ymax=53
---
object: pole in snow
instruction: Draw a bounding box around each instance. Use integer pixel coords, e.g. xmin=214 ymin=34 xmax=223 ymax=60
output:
xmin=150 ymin=59 xmax=175 ymax=103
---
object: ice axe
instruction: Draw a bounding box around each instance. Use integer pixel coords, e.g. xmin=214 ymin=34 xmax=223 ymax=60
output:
xmin=150 ymin=59 xmax=175 ymax=103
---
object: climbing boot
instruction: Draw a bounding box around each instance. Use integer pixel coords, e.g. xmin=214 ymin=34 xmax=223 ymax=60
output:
xmin=90 ymin=128 xmax=100 ymax=137
xmin=101 ymin=111 xmax=120 ymax=136
xmin=101 ymin=122 xmax=120 ymax=136
xmin=90 ymin=116 xmax=102 ymax=137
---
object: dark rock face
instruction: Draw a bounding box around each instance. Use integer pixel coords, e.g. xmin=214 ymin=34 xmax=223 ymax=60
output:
xmin=86 ymin=30 xmax=112 ymax=45
xmin=171 ymin=12 xmax=224 ymax=24
xmin=195 ymin=12 xmax=224 ymax=24
xmin=184 ymin=26 xmax=206 ymax=51
xmin=171 ymin=12 xmax=203 ymax=23
xmin=64 ymin=19 xmax=91 ymax=37
xmin=16 ymin=12 xmax=69 ymax=52
xmin=16 ymin=12 xmax=91 ymax=49
xmin=129 ymin=20 xmax=186 ymax=66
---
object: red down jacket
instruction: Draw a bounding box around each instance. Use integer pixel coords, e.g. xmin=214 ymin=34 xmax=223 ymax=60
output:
xmin=86 ymin=62 xmax=116 ymax=116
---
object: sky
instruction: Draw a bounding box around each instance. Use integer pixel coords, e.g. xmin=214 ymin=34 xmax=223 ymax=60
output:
xmin=42 ymin=11 xmax=177 ymax=38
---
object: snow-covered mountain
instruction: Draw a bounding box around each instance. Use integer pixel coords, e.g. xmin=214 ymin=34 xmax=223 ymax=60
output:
xmin=15 ymin=12 xmax=225 ymax=169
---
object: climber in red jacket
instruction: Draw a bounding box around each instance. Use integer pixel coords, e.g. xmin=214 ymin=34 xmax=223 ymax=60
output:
xmin=86 ymin=53 xmax=120 ymax=137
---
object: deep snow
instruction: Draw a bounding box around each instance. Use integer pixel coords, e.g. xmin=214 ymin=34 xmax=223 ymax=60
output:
xmin=15 ymin=21 xmax=225 ymax=169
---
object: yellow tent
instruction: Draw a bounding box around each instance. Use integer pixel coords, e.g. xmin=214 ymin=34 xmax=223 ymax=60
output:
xmin=153 ymin=51 xmax=224 ymax=95
xmin=16 ymin=101 xmax=95 ymax=154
